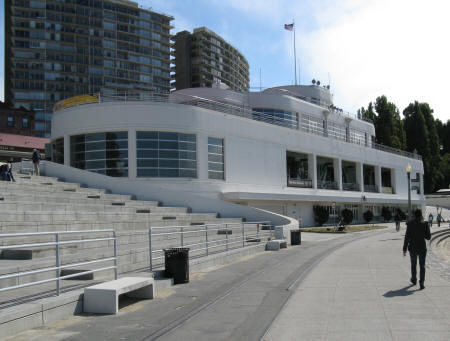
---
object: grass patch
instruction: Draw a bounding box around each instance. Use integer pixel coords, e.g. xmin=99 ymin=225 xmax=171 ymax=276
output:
xmin=300 ymin=225 xmax=387 ymax=233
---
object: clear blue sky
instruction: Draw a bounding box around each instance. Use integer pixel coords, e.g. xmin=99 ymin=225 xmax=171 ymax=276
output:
xmin=2 ymin=0 xmax=449 ymax=121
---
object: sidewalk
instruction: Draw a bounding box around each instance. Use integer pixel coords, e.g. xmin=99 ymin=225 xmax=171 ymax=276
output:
xmin=264 ymin=226 xmax=450 ymax=341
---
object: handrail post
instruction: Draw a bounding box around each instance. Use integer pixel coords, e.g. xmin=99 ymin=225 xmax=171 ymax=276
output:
xmin=55 ymin=233 xmax=60 ymax=296
xmin=205 ymin=224 xmax=209 ymax=256
xmin=181 ymin=226 xmax=184 ymax=247
xmin=113 ymin=231 xmax=118 ymax=280
xmin=148 ymin=227 xmax=153 ymax=271
xmin=225 ymin=223 xmax=229 ymax=251
xmin=242 ymin=223 xmax=245 ymax=247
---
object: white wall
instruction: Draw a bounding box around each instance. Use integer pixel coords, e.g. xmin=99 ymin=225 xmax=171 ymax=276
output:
xmin=51 ymin=100 xmax=425 ymax=223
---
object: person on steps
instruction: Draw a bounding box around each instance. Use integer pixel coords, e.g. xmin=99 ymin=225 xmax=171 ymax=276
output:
xmin=403 ymin=209 xmax=431 ymax=290
xmin=32 ymin=149 xmax=41 ymax=176
xmin=5 ymin=159 xmax=15 ymax=182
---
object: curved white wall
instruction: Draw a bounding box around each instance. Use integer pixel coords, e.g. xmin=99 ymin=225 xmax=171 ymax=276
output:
xmin=51 ymin=100 xmax=424 ymax=226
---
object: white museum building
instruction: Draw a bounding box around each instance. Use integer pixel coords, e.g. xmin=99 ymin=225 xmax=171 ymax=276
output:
xmin=49 ymin=85 xmax=425 ymax=226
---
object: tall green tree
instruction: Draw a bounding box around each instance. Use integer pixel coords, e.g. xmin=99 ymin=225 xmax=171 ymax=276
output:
xmin=403 ymin=101 xmax=443 ymax=193
xmin=357 ymin=102 xmax=376 ymax=123
xmin=359 ymin=96 xmax=405 ymax=149
xmin=373 ymin=96 xmax=406 ymax=149
xmin=436 ymin=119 xmax=450 ymax=155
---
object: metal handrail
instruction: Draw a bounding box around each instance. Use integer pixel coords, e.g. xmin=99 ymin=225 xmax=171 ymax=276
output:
xmin=148 ymin=221 xmax=272 ymax=270
xmin=0 ymin=229 xmax=117 ymax=296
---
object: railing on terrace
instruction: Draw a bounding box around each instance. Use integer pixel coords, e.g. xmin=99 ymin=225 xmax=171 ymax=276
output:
xmin=54 ymin=91 xmax=421 ymax=161
xmin=382 ymin=186 xmax=394 ymax=194
xmin=364 ymin=184 xmax=379 ymax=193
xmin=317 ymin=180 xmax=339 ymax=190
xmin=343 ymin=182 xmax=360 ymax=191
xmin=148 ymin=221 xmax=272 ymax=271
xmin=287 ymin=178 xmax=313 ymax=188
xmin=0 ymin=230 xmax=117 ymax=297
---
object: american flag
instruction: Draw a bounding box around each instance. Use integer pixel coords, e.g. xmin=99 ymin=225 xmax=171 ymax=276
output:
xmin=284 ymin=23 xmax=294 ymax=31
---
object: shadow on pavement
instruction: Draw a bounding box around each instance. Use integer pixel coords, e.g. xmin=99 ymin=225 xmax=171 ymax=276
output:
xmin=383 ymin=284 xmax=417 ymax=297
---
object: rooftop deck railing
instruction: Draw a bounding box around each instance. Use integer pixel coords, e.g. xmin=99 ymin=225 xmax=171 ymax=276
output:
xmin=56 ymin=91 xmax=421 ymax=161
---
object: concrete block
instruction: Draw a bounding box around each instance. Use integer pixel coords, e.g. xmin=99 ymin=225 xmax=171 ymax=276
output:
xmin=265 ymin=240 xmax=281 ymax=251
xmin=217 ymin=229 xmax=232 ymax=235
xmin=1 ymin=249 xmax=33 ymax=260
xmin=274 ymin=226 xmax=285 ymax=239
xmin=84 ymin=277 xmax=154 ymax=314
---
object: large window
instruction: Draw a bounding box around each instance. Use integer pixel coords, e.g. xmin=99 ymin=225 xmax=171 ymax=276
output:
xmin=7 ymin=117 xmax=15 ymax=127
xmin=208 ymin=137 xmax=224 ymax=180
xmin=52 ymin=137 xmax=64 ymax=164
xmin=70 ymin=132 xmax=128 ymax=177
xmin=136 ymin=131 xmax=197 ymax=178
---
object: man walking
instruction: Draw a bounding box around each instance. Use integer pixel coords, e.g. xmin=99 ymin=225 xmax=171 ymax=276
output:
xmin=32 ymin=149 xmax=41 ymax=176
xmin=403 ymin=209 xmax=431 ymax=289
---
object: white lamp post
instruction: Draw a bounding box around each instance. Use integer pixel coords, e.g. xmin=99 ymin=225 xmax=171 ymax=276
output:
xmin=406 ymin=163 xmax=412 ymax=218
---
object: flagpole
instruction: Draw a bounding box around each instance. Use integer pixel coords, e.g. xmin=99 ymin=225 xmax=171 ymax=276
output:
xmin=293 ymin=19 xmax=297 ymax=85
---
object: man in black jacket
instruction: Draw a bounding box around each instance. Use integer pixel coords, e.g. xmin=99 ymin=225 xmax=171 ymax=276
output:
xmin=403 ymin=209 xmax=431 ymax=289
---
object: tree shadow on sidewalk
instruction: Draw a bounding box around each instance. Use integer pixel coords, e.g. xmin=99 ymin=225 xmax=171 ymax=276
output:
xmin=383 ymin=284 xmax=418 ymax=297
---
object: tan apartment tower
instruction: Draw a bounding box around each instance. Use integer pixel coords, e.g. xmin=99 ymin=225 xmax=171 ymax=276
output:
xmin=172 ymin=27 xmax=249 ymax=92
xmin=4 ymin=0 xmax=173 ymax=137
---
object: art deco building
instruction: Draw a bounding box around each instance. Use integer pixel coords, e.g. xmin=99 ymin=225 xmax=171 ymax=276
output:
xmin=4 ymin=0 xmax=173 ymax=137
xmin=172 ymin=27 xmax=249 ymax=92
xmin=50 ymin=84 xmax=425 ymax=225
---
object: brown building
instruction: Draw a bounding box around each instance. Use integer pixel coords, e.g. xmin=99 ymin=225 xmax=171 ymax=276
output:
xmin=0 ymin=101 xmax=36 ymax=136
xmin=0 ymin=132 xmax=48 ymax=161
xmin=172 ymin=27 xmax=250 ymax=92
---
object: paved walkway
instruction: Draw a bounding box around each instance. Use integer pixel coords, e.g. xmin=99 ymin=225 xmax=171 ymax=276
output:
xmin=264 ymin=226 xmax=450 ymax=341
xmin=4 ymin=225 xmax=449 ymax=341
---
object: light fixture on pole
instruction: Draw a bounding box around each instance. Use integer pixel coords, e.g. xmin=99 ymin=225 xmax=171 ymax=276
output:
xmin=406 ymin=163 xmax=412 ymax=218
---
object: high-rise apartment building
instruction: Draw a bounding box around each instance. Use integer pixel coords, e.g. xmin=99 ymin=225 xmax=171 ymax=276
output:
xmin=172 ymin=27 xmax=249 ymax=92
xmin=4 ymin=0 xmax=172 ymax=137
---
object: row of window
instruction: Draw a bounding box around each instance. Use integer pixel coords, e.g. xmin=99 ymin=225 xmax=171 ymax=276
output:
xmin=6 ymin=116 xmax=29 ymax=128
xmin=55 ymin=132 xmax=225 ymax=180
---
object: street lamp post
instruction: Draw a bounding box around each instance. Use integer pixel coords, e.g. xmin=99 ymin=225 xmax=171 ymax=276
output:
xmin=406 ymin=163 xmax=412 ymax=218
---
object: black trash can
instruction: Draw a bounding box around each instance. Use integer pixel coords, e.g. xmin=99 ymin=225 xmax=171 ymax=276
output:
xmin=164 ymin=247 xmax=189 ymax=284
xmin=291 ymin=230 xmax=301 ymax=245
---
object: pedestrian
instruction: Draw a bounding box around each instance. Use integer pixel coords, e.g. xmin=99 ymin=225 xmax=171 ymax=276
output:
xmin=395 ymin=209 xmax=401 ymax=232
xmin=32 ymin=149 xmax=41 ymax=176
xmin=5 ymin=159 xmax=16 ymax=182
xmin=428 ymin=213 xmax=433 ymax=228
xmin=403 ymin=209 xmax=431 ymax=290
xmin=0 ymin=162 xmax=7 ymax=181
xmin=437 ymin=213 xmax=442 ymax=227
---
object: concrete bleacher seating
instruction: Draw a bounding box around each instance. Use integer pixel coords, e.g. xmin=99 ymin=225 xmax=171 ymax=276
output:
xmin=0 ymin=174 xmax=244 ymax=288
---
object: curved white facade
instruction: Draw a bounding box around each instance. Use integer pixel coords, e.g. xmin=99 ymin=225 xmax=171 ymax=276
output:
xmin=51 ymin=86 xmax=425 ymax=226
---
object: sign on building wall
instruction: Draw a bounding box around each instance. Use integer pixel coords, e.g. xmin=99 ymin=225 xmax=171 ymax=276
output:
xmin=53 ymin=94 xmax=99 ymax=112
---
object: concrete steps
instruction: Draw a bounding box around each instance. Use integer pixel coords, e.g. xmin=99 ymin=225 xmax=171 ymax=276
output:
xmin=0 ymin=191 xmax=138 ymax=204
xmin=0 ymin=201 xmax=188 ymax=214
xmin=0 ymin=173 xmax=245 ymax=291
